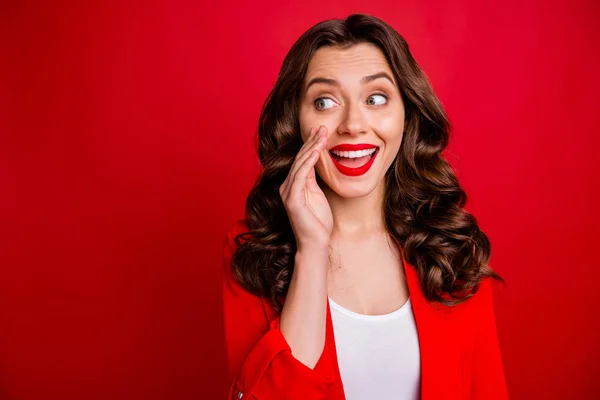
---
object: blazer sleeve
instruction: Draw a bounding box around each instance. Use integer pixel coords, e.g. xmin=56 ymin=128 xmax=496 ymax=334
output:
xmin=469 ymin=278 xmax=509 ymax=399
xmin=222 ymin=220 xmax=336 ymax=400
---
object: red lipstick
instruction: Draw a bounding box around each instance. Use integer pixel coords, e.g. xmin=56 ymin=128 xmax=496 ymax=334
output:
xmin=328 ymin=143 xmax=379 ymax=177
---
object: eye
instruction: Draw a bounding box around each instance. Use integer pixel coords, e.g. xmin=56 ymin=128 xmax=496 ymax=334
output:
xmin=366 ymin=94 xmax=388 ymax=106
xmin=314 ymin=97 xmax=337 ymax=111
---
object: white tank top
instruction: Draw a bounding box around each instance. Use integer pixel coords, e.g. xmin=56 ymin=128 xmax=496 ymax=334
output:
xmin=328 ymin=296 xmax=421 ymax=400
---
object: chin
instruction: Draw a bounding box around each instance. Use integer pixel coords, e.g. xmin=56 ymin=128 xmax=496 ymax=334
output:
xmin=316 ymin=171 xmax=381 ymax=199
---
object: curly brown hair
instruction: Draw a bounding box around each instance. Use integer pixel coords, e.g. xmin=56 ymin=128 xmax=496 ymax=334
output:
xmin=229 ymin=13 xmax=504 ymax=312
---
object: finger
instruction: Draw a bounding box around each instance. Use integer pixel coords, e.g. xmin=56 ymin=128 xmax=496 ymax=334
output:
xmin=303 ymin=126 xmax=316 ymax=144
xmin=289 ymin=125 xmax=327 ymax=177
xmin=290 ymin=148 xmax=321 ymax=200
xmin=282 ymin=126 xmax=326 ymax=198
xmin=288 ymin=129 xmax=327 ymax=187
xmin=306 ymin=168 xmax=321 ymax=192
xmin=295 ymin=125 xmax=325 ymax=163
xmin=289 ymin=133 xmax=326 ymax=191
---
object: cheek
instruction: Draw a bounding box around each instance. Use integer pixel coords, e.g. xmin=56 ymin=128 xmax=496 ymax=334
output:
xmin=299 ymin=106 xmax=331 ymax=143
xmin=374 ymin=122 xmax=404 ymax=147
xmin=298 ymin=107 xmax=312 ymax=142
xmin=375 ymin=107 xmax=404 ymax=131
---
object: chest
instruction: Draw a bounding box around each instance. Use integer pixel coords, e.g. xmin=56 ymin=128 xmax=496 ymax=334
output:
xmin=326 ymin=236 xmax=409 ymax=315
xmin=329 ymin=298 xmax=422 ymax=400
xmin=321 ymin=265 xmax=476 ymax=400
xmin=325 ymin=299 xmax=472 ymax=400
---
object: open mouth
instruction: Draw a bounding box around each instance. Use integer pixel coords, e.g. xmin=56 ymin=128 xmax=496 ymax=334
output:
xmin=329 ymin=147 xmax=378 ymax=166
xmin=328 ymin=147 xmax=380 ymax=176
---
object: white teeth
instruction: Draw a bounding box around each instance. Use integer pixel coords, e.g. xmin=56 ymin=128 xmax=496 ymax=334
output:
xmin=331 ymin=148 xmax=377 ymax=158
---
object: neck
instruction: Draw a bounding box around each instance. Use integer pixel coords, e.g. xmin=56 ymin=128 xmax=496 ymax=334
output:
xmin=321 ymin=179 xmax=387 ymax=240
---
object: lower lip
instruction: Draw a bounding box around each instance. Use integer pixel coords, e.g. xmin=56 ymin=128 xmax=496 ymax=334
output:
xmin=328 ymin=148 xmax=379 ymax=177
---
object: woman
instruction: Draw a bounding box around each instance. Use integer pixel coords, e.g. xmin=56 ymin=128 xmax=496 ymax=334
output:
xmin=222 ymin=13 xmax=508 ymax=400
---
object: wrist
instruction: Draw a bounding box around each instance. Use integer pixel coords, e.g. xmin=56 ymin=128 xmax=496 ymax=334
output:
xmin=294 ymin=246 xmax=329 ymax=273
xmin=295 ymin=244 xmax=329 ymax=259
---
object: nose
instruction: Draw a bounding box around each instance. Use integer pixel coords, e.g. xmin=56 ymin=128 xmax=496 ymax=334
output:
xmin=337 ymin=99 xmax=368 ymax=136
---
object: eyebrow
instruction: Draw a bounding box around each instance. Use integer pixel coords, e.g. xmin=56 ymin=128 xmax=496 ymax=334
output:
xmin=303 ymin=72 xmax=396 ymax=94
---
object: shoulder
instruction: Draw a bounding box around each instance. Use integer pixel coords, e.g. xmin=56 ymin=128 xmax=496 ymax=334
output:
xmin=464 ymin=277 xmax=496 ymax=309
xmin=223 ymin=219 xmax=250 ymax=248
xmin=469 ymin=277 xmax=496 ymax=310
xmin=222 ymin=219 xmax=251 ymax=264
xmin=222 ymin=218 xmax=250 ymax=286
xmin=222 ymin=219 xmax=281 ymax=323
xmin=451 ymin=277 xmax=499 ymax=328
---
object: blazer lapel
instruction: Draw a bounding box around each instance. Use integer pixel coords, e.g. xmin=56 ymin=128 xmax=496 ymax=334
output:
xmin=400 ymin=246 xmax=463 ymax=400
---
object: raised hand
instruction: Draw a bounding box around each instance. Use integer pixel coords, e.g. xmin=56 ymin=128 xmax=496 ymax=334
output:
xmin=279 ymin=125 xmax=333 ymax=252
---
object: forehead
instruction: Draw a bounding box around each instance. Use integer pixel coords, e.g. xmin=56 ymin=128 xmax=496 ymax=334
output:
xmin=304 ymin=42 xmax=394 ymax=83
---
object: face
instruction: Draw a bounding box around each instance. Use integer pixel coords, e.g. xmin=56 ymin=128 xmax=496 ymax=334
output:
xmin=298 ymin=42 xmax=405 ymax=198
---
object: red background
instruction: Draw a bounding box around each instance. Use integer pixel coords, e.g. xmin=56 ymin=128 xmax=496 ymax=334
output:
xmin=1 ymin=1 xmax=599 ymax=399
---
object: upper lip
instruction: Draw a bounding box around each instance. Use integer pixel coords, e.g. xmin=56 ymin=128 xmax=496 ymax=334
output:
xmin=329 ymin=143 xmax=379 ymax=152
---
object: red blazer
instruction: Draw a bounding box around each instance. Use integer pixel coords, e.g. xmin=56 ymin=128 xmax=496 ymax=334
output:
xmin=222 ymin=219 xmax=509 ymax=399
